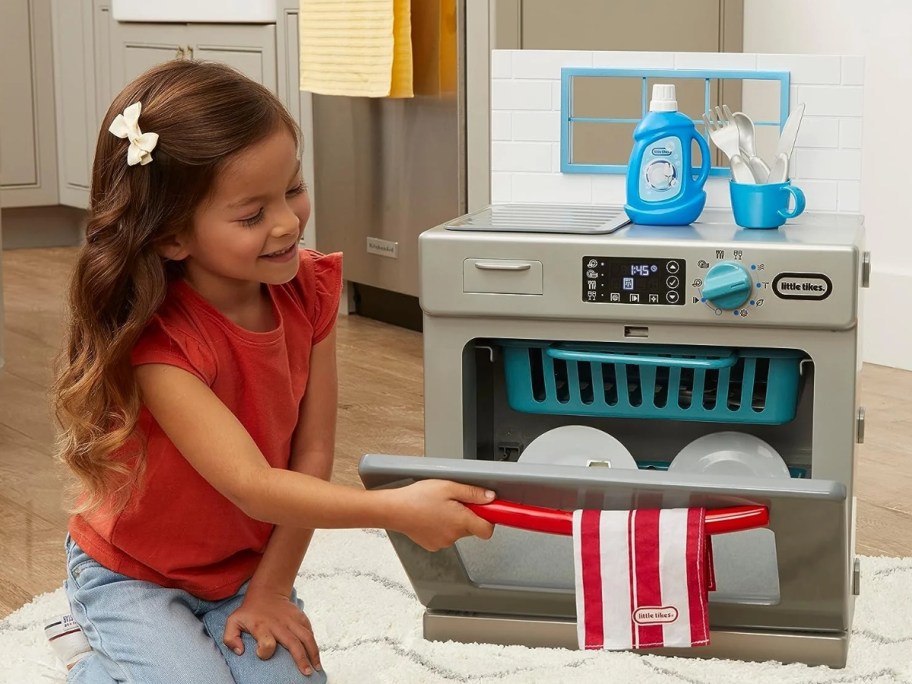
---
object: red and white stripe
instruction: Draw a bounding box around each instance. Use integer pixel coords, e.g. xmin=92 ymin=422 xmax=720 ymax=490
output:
xmin=572 ymin=508 xmax=710 ymax=650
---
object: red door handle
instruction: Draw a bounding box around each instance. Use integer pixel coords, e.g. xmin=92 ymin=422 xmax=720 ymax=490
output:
xmin=466 ymin=500 xmax=768 ymax=536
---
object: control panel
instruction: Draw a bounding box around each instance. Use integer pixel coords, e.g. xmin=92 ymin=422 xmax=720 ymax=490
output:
xmin=580 ymin=248 xmax=844 ymax=322
xmin=582 ymin=256 xmax=686 ymax=305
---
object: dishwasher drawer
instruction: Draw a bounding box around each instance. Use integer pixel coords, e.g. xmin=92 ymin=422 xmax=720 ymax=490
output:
xmin=359 ymin=455 xmax=849 ymax=633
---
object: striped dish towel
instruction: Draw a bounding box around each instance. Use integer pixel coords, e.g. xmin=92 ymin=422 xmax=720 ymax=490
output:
xmin=299 ymin=0 xmax=413 ymax=98
xmin=573 ymin=508 xmax=711 ymax=650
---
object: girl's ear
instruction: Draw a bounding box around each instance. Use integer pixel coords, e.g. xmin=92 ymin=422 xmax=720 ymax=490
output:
xmin=156 ymin=234 xmax=191 ymax=261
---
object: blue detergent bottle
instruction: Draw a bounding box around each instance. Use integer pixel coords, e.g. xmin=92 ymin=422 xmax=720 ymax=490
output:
xmin=624 ymin=84 xmax=711 ymax=225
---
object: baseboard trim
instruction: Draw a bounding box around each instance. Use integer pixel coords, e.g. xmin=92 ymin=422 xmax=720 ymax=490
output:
xmin=863 ymin=268 xmax=912 ymax=371
xmin=1 ymin=206 xmax=85 ymax=249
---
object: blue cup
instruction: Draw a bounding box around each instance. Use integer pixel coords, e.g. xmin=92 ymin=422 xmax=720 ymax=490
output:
xmin=729 ymin=180 xmax=806 ymax=229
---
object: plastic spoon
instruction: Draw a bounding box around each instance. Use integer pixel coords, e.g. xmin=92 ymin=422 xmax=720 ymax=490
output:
xmin=768 ymin=152 xmax=790 ymax=184
xmin=723 ymin=106 xmax=770 ymax=182
xmin=730 ymin=154 xmax=757 ymax=184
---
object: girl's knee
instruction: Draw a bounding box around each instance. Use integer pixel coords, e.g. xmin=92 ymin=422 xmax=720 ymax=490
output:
xmin=229 ymin=649 xmax=328 ymax=684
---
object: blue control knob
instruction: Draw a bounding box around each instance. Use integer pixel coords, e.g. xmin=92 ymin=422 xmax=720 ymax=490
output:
xmin=701 ymin=262 xmax=752 ymax=310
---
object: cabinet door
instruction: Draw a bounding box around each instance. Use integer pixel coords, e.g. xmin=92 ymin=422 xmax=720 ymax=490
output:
xmin=189 ymin=24 xmax=277 ymax=94
xmin=94 ymin=2 xmax=114 ymax=133
xmin=0 ymin=0 xmax=59 ymax=207
xmin=108 ymin=21 xmax=187 ymax=93
xmin=52 ymin=0 xmax=97 ymax=208
xmin=276 ymin=2 xmax=316 ymax=247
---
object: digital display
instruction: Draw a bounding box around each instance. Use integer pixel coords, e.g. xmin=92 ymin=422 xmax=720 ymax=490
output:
xmin=582 ymin=256 xmax=686 ymax=305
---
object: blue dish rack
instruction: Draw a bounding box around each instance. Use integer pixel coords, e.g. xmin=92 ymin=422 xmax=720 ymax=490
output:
xmin=500 ymin=341 xmax=804 ymax=425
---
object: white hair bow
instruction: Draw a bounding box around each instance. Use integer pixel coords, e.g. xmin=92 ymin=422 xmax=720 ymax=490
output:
xmin=108 ymin=102 xmax=159 ymax=166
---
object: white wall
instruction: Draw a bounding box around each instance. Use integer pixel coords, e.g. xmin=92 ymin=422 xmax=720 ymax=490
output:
xmin=744 ymin=0 xmax=911 ymax=369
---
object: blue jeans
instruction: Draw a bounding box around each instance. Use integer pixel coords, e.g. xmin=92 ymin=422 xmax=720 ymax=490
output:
xmin=64 ymin=536 xmax=327 ymax=684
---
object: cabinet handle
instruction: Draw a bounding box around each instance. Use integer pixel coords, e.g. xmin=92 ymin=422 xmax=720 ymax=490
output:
xmin=175 ymin=47 xmax=185 ymax=59
xmin=185 ymin=46 xmax=194 ymax=60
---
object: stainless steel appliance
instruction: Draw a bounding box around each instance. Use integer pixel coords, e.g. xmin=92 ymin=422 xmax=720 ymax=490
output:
xmin=360 ymin=205 xmax=869 ymax=667
xmin=312 ymin=1 xmax=743 ymax=309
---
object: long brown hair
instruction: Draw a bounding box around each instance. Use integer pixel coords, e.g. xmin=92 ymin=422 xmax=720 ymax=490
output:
xmin=53 ymin=60 xmax=299 ymax=514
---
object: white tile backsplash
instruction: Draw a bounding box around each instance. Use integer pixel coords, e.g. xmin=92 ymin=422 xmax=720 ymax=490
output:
xmin=491 ymin=80 xmax=552 ymax=111
xmin=756 ymin=54 xmax=842 ymax=85
xmin=794 ymin=148 xmax=863 ymax=180
xmin=551 ymin=82 xmax=562 ymax=111
xmin=491 ymin=50 xmax=865 ymax=213
xmin=491 ymin=172 xmax=512 ymax=203
xmin=704 ymin=179 xmax=733 ymax=209
xmin=511 ymin=111 xmax=561 ymax=142
xmin=513 ymin=50 xmax=593 ymax=79
xmin=492 ymin=142 xmax=552 ymax=173
xmin=797 ymin=85 xmax=865 ymax=117
xmin=839 ymin=118 xmax=864 ymax=149
xmin=590 ymin=174 xmax=627 ymax=203
xmin=795 ymin=117 xmax=840 ymax=148
xmin=512 ymin=173 xmax=592 ymax=204
xmin=792 ymin=180 xmax=840 ymax=212
xmin=673 ymin=52 xmax=758 ymax=71
xmin=837 ymin=181 xmax=862 ymax=212
xmin=491 ymin=111 xmax=512 ymax=141
xmin=491 ymin=51 xmax=512 ymax=79
xmin=591 ymin=51 xmax=675 ymax=69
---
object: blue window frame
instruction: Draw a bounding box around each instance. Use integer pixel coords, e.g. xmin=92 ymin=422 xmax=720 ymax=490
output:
xmin=560 ymin=68 xmax=790 ymax=177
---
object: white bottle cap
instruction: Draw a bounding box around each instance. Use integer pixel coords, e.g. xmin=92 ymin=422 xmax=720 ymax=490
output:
xmin=649 ymin=84 xmax=678 ymax=112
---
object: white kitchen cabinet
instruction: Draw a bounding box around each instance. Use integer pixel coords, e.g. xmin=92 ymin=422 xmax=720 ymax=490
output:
xmin=276 ymin=0 xmax=316 ymax=248
xmin=0 ymin=0 xmax=59 ymax=207
xmin=51 ymin=0 xmax=107 ymax=208
xmin=108 ymin=22 xmax=278 ymax=96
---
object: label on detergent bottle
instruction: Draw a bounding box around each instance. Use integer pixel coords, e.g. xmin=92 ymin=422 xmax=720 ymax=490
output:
xmin=639 ymin=136 xmax=683 ymax=202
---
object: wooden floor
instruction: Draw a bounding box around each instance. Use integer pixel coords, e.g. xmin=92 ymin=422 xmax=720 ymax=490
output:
xmin=2 ymin=247 xmax=911 ymax=619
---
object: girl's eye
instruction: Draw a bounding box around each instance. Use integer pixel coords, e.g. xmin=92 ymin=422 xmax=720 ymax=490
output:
xmin=240 ymin=209 xmax=264 ymax=227
xmin=287 ymin=181 xmax=307 ymax=196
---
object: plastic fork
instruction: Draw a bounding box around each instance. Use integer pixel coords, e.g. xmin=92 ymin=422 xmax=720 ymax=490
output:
xmin=703 ymin=108 xmax=756 ymax=184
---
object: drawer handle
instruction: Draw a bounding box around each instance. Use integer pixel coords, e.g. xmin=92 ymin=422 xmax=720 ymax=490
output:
xmin=546 ymin=346 xmax=738 ymax=369
xmin=474 ymin=261 xmax=532 ymax=272
xmin=466 ymin=500 xmax=768 ymax=536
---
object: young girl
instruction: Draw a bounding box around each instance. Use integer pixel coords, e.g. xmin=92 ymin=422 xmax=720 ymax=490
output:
xmin=51 ymin=60 xmax=494 ymax=683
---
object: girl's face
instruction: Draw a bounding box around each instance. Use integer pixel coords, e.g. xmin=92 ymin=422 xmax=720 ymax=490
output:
xmin=178 ymin=126 xmax=310 ymax=302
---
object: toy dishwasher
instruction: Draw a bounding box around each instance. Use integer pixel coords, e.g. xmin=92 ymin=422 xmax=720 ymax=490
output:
xmin=360 ymin=204 xmax=868 ymax=668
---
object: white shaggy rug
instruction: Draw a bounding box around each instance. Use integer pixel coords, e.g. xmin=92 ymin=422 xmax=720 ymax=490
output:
xmin=3 ymin=528 xmax=911 ymax=684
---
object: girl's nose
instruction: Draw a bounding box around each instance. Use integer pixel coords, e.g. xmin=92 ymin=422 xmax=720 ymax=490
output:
xmin=273 ymin=203 xmax=300 ymax=237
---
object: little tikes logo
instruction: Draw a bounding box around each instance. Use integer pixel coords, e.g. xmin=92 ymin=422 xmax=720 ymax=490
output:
xmin=772 ymin=272 xmax=833 ymax=301
xmin=632 ymin=606 xmax=679 ymax=625
xmin=651 ymin=147 xmax=672 ymax=157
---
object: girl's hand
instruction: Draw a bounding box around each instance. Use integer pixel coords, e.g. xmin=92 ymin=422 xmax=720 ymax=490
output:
xmin=223 ymin=586 xmax=320 ymax=677
xmin=392 ymin=480 xmax=496 ymax=551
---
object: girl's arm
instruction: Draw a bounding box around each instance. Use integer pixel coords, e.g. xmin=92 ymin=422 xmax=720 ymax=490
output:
xmin=221 ymin=330 xmax=338 ymax=675
xmin=135 ymin=354 xmax=494 ymax=549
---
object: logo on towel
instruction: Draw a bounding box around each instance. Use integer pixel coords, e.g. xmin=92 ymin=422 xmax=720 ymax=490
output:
xmin=632 ymin=606 xmax=679 ymax=625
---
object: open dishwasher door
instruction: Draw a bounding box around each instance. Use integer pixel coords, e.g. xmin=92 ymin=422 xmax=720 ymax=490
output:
xmin=359 ymin=454 xmax=852 ymax=667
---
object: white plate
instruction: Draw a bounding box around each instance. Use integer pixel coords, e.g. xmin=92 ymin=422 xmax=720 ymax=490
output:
xmin=668 ymin=432 xmax=790 ymax=479
xmin=518 ymin=425 xmax=637 ymax=470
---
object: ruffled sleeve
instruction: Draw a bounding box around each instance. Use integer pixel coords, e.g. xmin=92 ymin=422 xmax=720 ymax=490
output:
xmin=131 ymin=315 xmax=217 ymax=385
xmin=306 ymin=250 xmax=343 ymax=343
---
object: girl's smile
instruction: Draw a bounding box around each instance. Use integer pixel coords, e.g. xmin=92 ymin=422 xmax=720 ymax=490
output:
xmin=259 ymin=242 xmax=298 ymax=262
